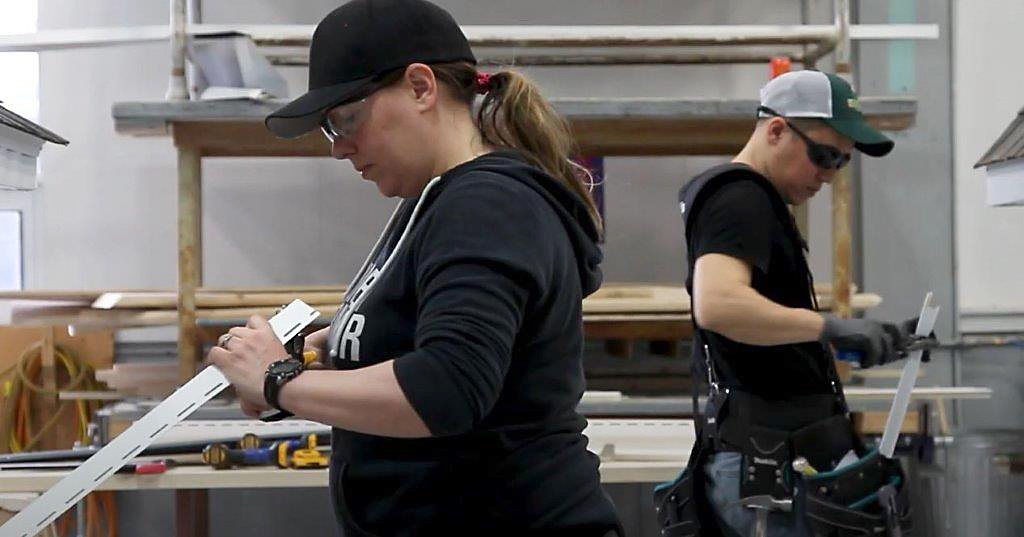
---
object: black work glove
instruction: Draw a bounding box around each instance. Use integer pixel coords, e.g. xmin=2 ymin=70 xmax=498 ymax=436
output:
xmin=894 ymin=316 xmax=938 ymax=363
xmin=819 ymin=314 xmax=902 ymax=368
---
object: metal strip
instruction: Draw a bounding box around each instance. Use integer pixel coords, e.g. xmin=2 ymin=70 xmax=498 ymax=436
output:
xmin=879 ymin=292 xmax=940 ymax=458
xmin=0 ymin=300 xmax=320 ymax=536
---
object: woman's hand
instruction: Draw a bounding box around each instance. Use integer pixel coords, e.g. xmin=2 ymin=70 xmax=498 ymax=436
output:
xmin=205 ymin=315 xmax=289 ymax=414
xmin=303 ymin=326 xmax=330 ymax=365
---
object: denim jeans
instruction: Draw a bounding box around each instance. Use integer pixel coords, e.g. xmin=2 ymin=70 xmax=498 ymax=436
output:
xmin=703 ymin=452 xmax=809 ymax=537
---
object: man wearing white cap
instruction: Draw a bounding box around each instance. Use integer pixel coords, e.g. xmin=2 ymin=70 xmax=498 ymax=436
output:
xmin=656 ymin=71 xmax=921 ymax=536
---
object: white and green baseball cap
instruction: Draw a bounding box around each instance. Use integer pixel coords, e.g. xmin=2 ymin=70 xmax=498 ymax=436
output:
xmin=757 ymin=70 xmax=894 ymax=157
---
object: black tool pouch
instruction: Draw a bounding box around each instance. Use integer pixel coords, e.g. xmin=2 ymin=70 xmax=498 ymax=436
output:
xmin=719 ymin=393 xmax=850 ymax=501
xmin=790 ymin=414 xmax=857 ymax=477
xmin=653 ymin=346 xmax=727 ymax=537
xmin=736 ymin=425 xmax=792 ymax=500
xmin=654 ymin=440 xmax=707 ymax=537
xmin=794 ymin=449 xmax=912 ymax=536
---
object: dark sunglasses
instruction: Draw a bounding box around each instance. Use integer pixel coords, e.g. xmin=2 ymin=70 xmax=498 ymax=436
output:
xmin=758 ymin=106 xmax=851 ymax=170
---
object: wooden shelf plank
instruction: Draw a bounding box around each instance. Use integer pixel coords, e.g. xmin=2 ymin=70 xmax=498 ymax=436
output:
xmin=112 ymin=97 xmax=916 ymax=157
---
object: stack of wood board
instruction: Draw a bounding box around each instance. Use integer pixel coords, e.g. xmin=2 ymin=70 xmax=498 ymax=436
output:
xmin=0 ymin=286 xmax=347 ymax=330
xmin=0 ymin=283 xmax=880 ymax=332
xmin=94 ymin=362 xmax=179 ymax=397
xmin=582 ymin=282 xmax=880 ymax=344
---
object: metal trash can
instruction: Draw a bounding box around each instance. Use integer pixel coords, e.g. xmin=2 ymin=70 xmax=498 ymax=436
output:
xmin=941 ymin=430 xmax=1024 ymax=536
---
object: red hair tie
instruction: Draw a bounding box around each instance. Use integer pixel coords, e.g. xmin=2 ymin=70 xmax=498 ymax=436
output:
xmin=475 ymin=72 xmax=493 ymax=94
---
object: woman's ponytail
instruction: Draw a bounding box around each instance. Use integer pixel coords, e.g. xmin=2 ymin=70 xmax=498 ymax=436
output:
xmin=430 ymin=62 xmax=603 ymax=234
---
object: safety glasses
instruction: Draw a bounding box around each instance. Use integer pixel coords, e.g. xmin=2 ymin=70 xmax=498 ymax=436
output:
xmin=758 ymin=106 xmax=851 ymax=170
xmin=320 ymin=98 xmax=369 ymax=144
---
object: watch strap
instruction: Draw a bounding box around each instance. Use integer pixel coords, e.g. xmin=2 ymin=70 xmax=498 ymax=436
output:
xmin=264 ymin=358 xmax=303 ymax=412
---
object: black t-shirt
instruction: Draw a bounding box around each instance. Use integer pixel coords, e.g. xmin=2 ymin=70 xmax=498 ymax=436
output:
xmin=686 ymin=164 xmax=833 ymax=399
xmin=324 ymin=151 xmax=620 ymax=536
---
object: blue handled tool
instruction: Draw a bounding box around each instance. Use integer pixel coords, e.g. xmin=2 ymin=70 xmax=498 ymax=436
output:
xmin=202 ymin=443 xmax=276 ymax=469
xmin=835 ymin=338 xmax=937 ymax=365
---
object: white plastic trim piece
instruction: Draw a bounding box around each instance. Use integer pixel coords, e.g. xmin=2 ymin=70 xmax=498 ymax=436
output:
xmin=585 ymin=419 xmax=695 ymax=462
xmin=150 ymin=419 xmax=329 ymax=447
xmin=0 ymin=300 xmax=320 ymax=537
xmin=879 ymin=293 xmax=940 ymax=459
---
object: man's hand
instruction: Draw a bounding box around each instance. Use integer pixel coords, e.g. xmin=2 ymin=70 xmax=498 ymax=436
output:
xmin=895 ymin=316 xmax=938 ymax=363
xmin=819 ymin=315 xmax=903 ymax=368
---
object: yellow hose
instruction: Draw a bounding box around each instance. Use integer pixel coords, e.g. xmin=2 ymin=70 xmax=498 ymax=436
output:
xmin=1 ymin=342 xmax=101 ymax=452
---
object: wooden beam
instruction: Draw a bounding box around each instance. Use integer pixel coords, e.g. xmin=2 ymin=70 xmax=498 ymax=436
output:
xmin=92 ymin=290 xmax=345 ymax=309
xmin=38 ymin=327 xmax=60 ymax=450
xmin=832 ymin=166 xmax=853 ymax=318
xmin=177 ymin=144 xmax=202 ymax=382
xmin=175 ymin=489 xmax=208 ymax=537
xmin=0 ymin=285 xmax=346 ymax=302
xmin=6 ymin=291 xmax=881 ymax=329
xmin=584 ymin=318 xmax=693 ymax=340
xmin=116 ymin=98 xmax=916 ymax=158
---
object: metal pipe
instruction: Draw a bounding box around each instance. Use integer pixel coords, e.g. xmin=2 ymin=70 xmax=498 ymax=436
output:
xmin=802 ymin=40 xmax=837 ymax=68
xmin=476 ymin=52 xmax=804 ymax=66
xmin=0 ymin=24 xmax=940 ymax=53
xmin=465 ymin=51 xmax=803 ymax=66
xmin=265 ymin=50 xmax=806 ymax=67
xmin=833 ymin=0 xmax=852 ymax=73
xmin=185 ymin=0 xmax=201 ymax=99
xmin=165 ymin=0 xmax=188 ymax=100
xmin=75 ymin=499 xmax=84 ymax=537
xmin=463 ymin=25 xmax=838 ymax=47
xmin=937 ymin=335 xmax=1024 ymax=350
xmin=800 ymin=0 xmax=810 ymax=67
xmin=237 ymin=24 xmax=840 ymax=48
xmin=243 ymin=22 xmax=935 ymax=48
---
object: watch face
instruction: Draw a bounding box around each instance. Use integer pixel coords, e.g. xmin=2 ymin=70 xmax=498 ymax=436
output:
xmin=269 ymin=359 xmax=301 ymax=376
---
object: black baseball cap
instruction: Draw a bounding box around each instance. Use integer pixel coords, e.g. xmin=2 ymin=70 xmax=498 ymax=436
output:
xmin=265 ymin=0 xmax=477 ymax=138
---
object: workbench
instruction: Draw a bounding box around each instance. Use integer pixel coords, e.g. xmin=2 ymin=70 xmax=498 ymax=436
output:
xmin=0 ymin=459 xmax=685 ymax=494
xmin=1 ymin=384 xmax=988 ymax=536
xmin=0 ymin=459 xmax=684 ymax=537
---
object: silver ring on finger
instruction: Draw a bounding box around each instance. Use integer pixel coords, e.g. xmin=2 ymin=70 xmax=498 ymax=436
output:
xmin=219 ymin=334 xmax=235 ymax=348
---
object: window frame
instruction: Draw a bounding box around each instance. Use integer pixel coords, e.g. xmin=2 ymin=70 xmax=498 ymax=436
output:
xmin=0 ymin=191 xmax=34 ymax=289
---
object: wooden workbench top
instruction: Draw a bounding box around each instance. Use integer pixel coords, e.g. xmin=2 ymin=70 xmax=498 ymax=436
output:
xmin=0 ymin=460 xmax=685 ymax=493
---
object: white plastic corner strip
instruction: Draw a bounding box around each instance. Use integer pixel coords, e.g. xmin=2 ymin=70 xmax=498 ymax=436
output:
xmin=878 ymin=292 xmax=940 ymax=459
xmin=1 ymin=299 xmax=320 ymax=537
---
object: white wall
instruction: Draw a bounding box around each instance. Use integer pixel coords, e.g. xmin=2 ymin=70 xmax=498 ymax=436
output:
xmin=953 ymin=0 xmax=1024 ymax=333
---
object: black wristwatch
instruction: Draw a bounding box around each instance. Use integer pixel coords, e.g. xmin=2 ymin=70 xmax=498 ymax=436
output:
xmin=263 ymin=357 xmax=304 ymax=413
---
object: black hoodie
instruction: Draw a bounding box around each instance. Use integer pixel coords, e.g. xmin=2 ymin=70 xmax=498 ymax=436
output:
xmin=323 ymin=151 xmax=620 ymax=536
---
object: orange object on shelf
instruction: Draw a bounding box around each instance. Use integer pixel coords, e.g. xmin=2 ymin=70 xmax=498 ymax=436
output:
xmin=770 ymin=56 xmax=792 ymax=79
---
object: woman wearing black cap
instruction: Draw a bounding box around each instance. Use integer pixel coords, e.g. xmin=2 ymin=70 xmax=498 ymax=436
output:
xmin=205 ymin=0 xmax=623 ymax=535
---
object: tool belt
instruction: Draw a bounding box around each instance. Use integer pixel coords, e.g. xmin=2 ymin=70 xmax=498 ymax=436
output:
xmin=714 ymin=390 xmax=854 ymax=501
xmin=656 ymin=389 xmax=912 ymax=536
